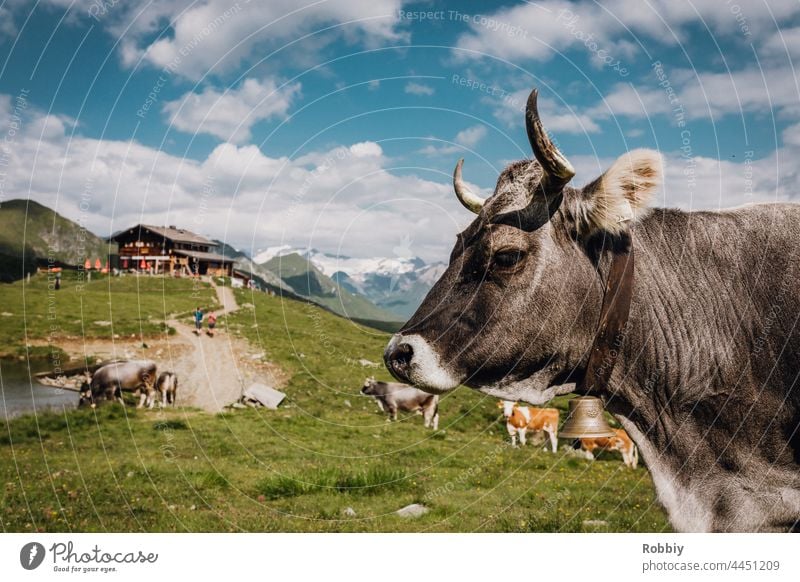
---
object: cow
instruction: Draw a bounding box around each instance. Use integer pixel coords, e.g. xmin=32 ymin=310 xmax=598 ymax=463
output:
xmin=384 ymin=88 xmax=800 ymax=532
xmin=361 ymin=377 xmax=439 ymax=430
xmin=156 ymin=372 xmax=178 ymax=407
xmin=78 ymin=360 xmax=158 ymax=409
xmin=577 ymin=429 xmax=639 ymax=469
xmin=498 ymin=400 xmax=559 ymax=452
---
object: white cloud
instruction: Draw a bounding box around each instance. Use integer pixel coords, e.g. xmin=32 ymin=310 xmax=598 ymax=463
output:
xmin=591 ymin=65 xmax=800 ymax=122
xmin=163 ymin=77 xmax=301 ymax=143
xmin=454 ymin=125 xmax=487 ymax=148
xmin=454 ymin=0 xmax=800 ymax=64
xmin=72 ymin=0 xmax=408 ymax=80
xmin=0 ymin=7 xmax=17 ymax=39
xmin=0 ymin=96 xmax=467 ymax=263
xmin=404 ymin=82 xmax=435 ymax=96
xmin=782 ymin=123 xmax=800 ymax=147
xmin=418 ymin=124 xmax=489 ymax=156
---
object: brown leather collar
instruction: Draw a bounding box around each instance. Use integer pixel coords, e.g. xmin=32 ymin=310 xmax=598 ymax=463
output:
xmin=576 ymin=238 xmax=635 ymax=395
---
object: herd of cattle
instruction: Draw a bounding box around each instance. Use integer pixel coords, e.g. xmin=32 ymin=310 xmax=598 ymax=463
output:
xmin=78 ymin=359 xmax=177 ymax=409
xmin=78 ymin=362 xmax=634 ymax=467
xmin=361 ymin=377 xmax=638 ymax=468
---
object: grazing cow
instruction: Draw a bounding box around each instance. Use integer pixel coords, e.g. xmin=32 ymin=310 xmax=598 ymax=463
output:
xmin=361 ymin=377 xmax=439 ymax=429
xmin=498 ymin=400 xmax=559 ymax=452
xmin=79 ymin=360 xmax=157 ymax=409
xmin=156 ymin=372 xmax=178 ymax=407
xmin=384 ymin=88 xmax=800 ymax=532
xmin=578 ymin=429 xmax=639 ymax=469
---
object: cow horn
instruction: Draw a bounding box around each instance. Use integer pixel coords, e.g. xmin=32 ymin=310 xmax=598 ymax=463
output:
xmin=453 ymin=158 xmax=485 ymax=214
xmin=525 ymin=88 xmax=575 ymax=192
xmin=490 ymin=89 xmax=574 ymax=232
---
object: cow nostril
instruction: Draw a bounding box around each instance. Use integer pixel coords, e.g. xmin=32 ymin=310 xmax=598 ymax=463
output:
xmin=386 ymin=342 xmax=414 ymax=382
xmin=393 ymin=343 xmax=413 ymax=366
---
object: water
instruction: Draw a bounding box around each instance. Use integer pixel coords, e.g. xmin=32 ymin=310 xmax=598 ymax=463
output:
xmin=0 ymin=358 xmax=78 ymax=420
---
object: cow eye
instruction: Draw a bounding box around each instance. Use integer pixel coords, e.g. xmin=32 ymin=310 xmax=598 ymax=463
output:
xmin=492 ymin=249 xmax=525 ymax=269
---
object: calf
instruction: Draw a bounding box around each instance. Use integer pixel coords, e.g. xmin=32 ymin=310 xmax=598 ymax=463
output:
xmin=579 ymin=429 xmax=638 ymax=469
xmin=156 ymin=372 xmax=178 ymax=407
xmin=361 ymin=377 xmax=439 ymax=429
xmin=499 ymin=400 xmax=559 ymax=452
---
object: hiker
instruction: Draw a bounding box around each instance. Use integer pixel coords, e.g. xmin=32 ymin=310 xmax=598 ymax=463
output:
xmin=194 ymin=307 xmax=203 ymax=334
xmin=207 ymin=312 xmax=217 ymax=337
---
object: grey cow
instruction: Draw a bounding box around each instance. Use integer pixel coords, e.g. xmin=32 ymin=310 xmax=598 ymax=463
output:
xmin=79 ymin=360 xmax=158 ymax=409
xmin=385 ymin=88 xmax=800 ymax=532
xmin=361 ymin=377 xmax=439 ymax=430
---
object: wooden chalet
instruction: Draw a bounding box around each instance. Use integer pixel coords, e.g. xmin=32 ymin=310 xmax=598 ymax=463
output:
xmin=110 ymin=224 xmax=234 ymax=276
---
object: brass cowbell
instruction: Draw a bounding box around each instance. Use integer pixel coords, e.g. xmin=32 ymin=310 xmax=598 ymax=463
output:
xmin=559 ymin=396 xmax=616 ymax=439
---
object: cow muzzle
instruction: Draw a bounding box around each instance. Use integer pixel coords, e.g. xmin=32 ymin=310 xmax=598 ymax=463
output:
xmin=383 ymin=333 xmax=461 ymax=394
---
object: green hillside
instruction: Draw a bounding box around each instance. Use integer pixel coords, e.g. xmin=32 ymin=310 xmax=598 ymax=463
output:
xmin=0 ymin=270 xmax=217 ymax=356
xmin=0 ymin=199 xmax=111 ymax=282
xmin=0 ymin=287 xmax=670 ymax=532
xmin=264 ymin=253 xmax=401 ymax=324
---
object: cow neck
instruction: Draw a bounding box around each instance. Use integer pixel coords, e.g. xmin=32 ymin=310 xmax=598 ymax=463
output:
xmin=575 ymin=236 xmax=635 ymax=396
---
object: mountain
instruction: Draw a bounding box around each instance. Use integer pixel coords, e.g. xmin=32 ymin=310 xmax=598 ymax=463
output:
xmin=256 ymin=245 xmax=445 ymax=319
xmin=262 ymin=253 xmax=401 ymax=324
xmin=213 ymin=239 xmax=298 ymax=297
xmin=0 ymin=199 xmax=110 ymax=282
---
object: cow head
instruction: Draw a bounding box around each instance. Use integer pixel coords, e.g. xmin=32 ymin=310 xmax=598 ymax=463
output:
xmin=497 ymin=400 xmax=517 ymax=419
xmin=77 ymin=382 xmax=94 ymax=408
xmin=384 ymin=89 xmax=662 ymax=405
xmin=361 ymin=376 xmax=377 ymax=395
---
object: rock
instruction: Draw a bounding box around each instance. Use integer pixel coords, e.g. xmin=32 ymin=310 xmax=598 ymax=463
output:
xmin=395 ymin=504 xmax=428 ymax=518
xmin=582 ymin=519 xmax=608 ymax=528
xmin=242 ymin=383 xmax=286 ymax=409
xmin=342 ymin=507 xmax=357 ymax=517
xmin=250 ymin=353 xmax=265 ymax=360
xmin=92 ymin=320 xmax=111 ymax=326
xmin=1 ymin=312 xmax=13 ymax=316
xmin=358 ymin=359 xmax=379 ymax=368
xmin=343 ymin=399 xmax=352 ymax=408
xmin=229 ymin=402 xmax=247 ymax=409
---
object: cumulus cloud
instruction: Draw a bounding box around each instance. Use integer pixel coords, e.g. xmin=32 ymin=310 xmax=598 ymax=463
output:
xmin=163 ymin=77 xmax=301 ymax=143
xmin=0 ymin=96 xmax=466 ymax=263
xmin=404 ymin=82 xmax=435 ymax=96
xmin=588 ymin=65 xmax=800 ymax=122
xmin=0 ymin=6 xmax=17 ymax=39
xmin=58 ymin=0 xmax=408 ymax=80
xmin=454 ymin=0 xmax=800 ymax=63
xmin=418 ymin=124 xmax=489 ymax=156
xmin=454 ymin=125 xmax=487 ymax=148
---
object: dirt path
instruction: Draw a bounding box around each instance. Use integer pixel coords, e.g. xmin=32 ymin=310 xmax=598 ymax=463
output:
xmin=39 ymin=280 xmax=285 ymax=412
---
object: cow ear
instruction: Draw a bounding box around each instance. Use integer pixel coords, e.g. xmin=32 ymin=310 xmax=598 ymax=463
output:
xmin=570 ymin=149 xmax=662 ymax=237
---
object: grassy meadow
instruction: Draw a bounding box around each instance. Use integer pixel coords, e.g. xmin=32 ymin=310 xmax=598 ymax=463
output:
xmin=0 ymin=271 xmax=217 ymax=356
xmin=0 ymin=281 xmax=671 ymax=532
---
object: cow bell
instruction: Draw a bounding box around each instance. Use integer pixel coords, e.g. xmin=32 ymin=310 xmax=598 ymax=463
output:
xmin=559 ymin=396 xmax=616 ymax=439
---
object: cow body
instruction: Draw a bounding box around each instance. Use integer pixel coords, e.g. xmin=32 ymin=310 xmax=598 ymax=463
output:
xmin=361 ymin=377 xmax=439 ymax=429
xmin=500 ymin=401 xmax=558 ymax=451
xmin=384 ymin=89 xmax=800 ymax=532
xmin=79 ymin=360 xmax=157 ymax=409
xmin=579 ymin=429 xmax=638 ymax=469
xmin=156 ymin=372 xmax=178 ymax=407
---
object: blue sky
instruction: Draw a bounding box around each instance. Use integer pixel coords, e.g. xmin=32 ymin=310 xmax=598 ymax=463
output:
xmin=1 ymin=0 xmax=800 ymax=262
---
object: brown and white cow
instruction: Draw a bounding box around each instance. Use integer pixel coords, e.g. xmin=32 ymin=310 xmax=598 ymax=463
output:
xmin=384 ymin=88 xmax=800 ymax=532
xmin=361 ymin=377 xmax=439 ymax=429
xmin=498 ymin=400 xmax=559 ymax=452
xmin=578 ymin=428 xmax=638 ymax=469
